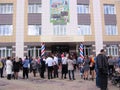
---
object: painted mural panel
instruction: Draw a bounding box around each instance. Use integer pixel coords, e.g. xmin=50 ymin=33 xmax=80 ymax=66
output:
xmin=50 ymin=0 xmax=69 ymax=24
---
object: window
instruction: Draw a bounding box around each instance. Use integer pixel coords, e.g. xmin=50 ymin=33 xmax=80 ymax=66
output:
xmin=77 ymin=4 xmax=89 ymax=14
xmin=28 ymin=25 xmax=41 ymax=36
xmin=106 ymin=45 xmax=118 ymax=56
xmin=0 ymin=25 xmax=13 ymax=36
xmin=28 ymin=47 xmax=41 ymax=57
xmin=104 ymin=4 xmax=115 ymax=14
xmin=53 ymin=25 xmax=66 ymax=35
xmin=0 ymin=47 xmax=12 ymax=57
xmin=78 ymin=25 xmax=91 ymax=35
xmin=0 ymin=4 xmax=13 ymax=14
xmin=105 ymin=25 xmax=117 ymax=35
xmin=28 ymin=4 xmax=41 ymax=13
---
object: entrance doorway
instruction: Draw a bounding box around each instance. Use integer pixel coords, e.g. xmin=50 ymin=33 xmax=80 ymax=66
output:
xmin=83 ymin=45 xmax=92 ymax=56
xmin=51 ymin=45 xmax=69 ymax=53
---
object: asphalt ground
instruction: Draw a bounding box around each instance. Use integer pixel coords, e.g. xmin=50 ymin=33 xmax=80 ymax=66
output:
xmin=0 ymin=70 xmax=119 ymax=90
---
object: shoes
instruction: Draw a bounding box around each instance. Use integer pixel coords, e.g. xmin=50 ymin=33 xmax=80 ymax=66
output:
xmin=64 ymin=77 xmax=67 ymax=79
xmin=73 ymin=78 xmax=76 ymax=80
xmin=1 ymin=76 xmax=4 ymax=78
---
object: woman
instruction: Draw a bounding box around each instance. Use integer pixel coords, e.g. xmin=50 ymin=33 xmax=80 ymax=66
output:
xmin=31 ymin=58 xmax=38 ymax=77
xmin=6 ymin=57 xmax=13 ymax=80
xmin=67 ymin=55 xmax=75 ymax=80
xmin=89 ymin=56 xmax=95 ymax=81
xmin=83 ymin=55 xmax=90 ymax=80
xmin=13 ymin=57 xmax=20 ymax=79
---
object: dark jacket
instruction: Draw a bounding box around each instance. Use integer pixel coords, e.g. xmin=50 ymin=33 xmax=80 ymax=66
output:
xmin=96 ymin=54 xmax=108 ymax=75
xmin=96 ymin=53 xmax=108 ymax=89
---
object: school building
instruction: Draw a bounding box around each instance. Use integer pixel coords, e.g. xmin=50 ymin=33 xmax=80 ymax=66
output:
xmin=0 ymin=0 xmax=120 ymax=58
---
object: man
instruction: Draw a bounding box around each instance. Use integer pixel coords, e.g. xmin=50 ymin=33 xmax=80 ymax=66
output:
xmin=22 ymin=56 xmax=30 ymax=79
xmin=53 ymin=54 xmax=59 ymax=78
xmin=40 ymin=56 xmax=46 ymax=78
xmin=46 ymin=53 xmax=54 ymax=79
xmin=96 ymin=49 xmax=108 ymax=90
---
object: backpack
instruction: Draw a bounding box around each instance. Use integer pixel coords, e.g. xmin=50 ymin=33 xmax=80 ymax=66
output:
xmin=0 ymin=61 xmax=3 ymax=68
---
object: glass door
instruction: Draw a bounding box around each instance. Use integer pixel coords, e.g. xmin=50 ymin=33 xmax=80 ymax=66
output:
xmin=83 ymin=45 xmax=92 ymax=56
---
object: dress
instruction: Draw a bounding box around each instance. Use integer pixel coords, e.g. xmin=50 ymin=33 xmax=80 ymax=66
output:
xmin=83 ymin=59 xmax=90 ymax=72
xmin=13 ymin=61 xmax=20 ymax=72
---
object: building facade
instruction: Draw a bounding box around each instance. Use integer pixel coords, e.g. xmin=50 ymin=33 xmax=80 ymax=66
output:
xmin=0 ymin=0 xmax=120 ymax=58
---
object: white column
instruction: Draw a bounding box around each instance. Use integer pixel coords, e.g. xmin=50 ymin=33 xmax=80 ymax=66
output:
xmin=16 ymin=0 xmax=25 ymax=58
xmin=93 ymin=0 xmax=103 ymax=55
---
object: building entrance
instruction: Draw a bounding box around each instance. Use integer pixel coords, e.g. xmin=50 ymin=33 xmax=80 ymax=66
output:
xmin=51 ymin=45 xmax=69 ymax=53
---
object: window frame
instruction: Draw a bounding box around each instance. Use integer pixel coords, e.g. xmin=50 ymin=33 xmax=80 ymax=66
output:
xmin=77 ymin=4 xmax=89 ymax=14
xmin=0 ymin=3 xmax=13 ymax=14
xmin=53 ymin=25 xmax=66 ymax=36
xmin=78 ymin=25 xmax=91 ymax=35
xmin=28 ymin=25 xmax=41 ymax=36
xmin=0 ymin=25 xmax=13 ymax=36
xmin=106 ymin=45 xmax=118 ymax=56
xmin=28 ymin=3 xmax=42 ymax=13
xmin=105 ymin=25 xmax=118 ymax=35
xmin=104 ymin=4 xmax=116 ymax=14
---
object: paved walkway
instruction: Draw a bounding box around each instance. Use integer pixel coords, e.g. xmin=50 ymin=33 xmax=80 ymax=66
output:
xmin=0 ymin=71 xmax=119 ymax=90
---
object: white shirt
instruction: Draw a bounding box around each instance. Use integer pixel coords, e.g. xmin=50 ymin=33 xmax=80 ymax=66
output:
xmin=62 ymin=57 xmax=67 ymax=65
xmin=54 ymin=56 xmax=58 ymax=65
xmin=46 ymin=57 xmax=54 ymax=67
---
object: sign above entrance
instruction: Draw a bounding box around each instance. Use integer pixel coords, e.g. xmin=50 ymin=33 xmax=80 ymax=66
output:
xmin=50 ymin=0 xmax=69 ymax=25
xmin=41 ymin=36 xmax=84 ymax=42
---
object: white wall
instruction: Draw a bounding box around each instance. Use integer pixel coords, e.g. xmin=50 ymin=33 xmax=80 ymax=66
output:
xmin=67 ymin=0 xmax=78 ymax=35
xmin=42 ymin=0 xmax=53 ymax=35
xmin=42 ymin=0 xmax=77 ymax=36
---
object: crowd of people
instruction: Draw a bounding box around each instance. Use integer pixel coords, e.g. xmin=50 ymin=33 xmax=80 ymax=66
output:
xmin=0 ymin=50 xmax=120 ymax=90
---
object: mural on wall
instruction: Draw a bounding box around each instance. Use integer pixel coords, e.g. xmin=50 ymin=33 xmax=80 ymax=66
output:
xmin=50 ymin=0 xmax=69 ymax=25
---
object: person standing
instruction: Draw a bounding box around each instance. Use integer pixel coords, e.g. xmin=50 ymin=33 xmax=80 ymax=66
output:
xmin=108 ymin=56 xmax=115 ymax=79
xmin=83 ymin=55 xmax=90 ymax=80
xmin=53 ymin=54 xmax=59 ymax=78
xmin=61 ymin=53 xmax=68 ymax=79
xmin=6 ymin=57 xmax=13 ymax=80
xmin=96 ymin=49 xmax=108 ymax=90
xmin=31 ymin=58 xmax=38 ymax=77
xmin=67 ymin=55 xmax=75 ymax=80
xmin=89 ymin=55 xmax=95 ymax=81
xmin=46 ymin=53 xmax=54 ymax=79
xmin=40 ymin=56 xmax=46 ymax=78
xmin=13 ymin=57 xmax=20 ymax=79
xmin=0 ymin=58 xmax=5 ymax=78
xmin=73 ymin=56 xmax=77 ymax=71
xmin=22 ymin=56 xmax=30 ymax=79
